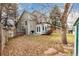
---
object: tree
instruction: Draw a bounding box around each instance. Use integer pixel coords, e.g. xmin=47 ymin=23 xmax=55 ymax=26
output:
xmin=50 ymin=3 xmax=73 ymax=45
xmin=60 ymin=3 xmax=73 ymax=45
xmin=0 ymin=3 xmax=18 ymax=55
xmin=0 ymin=3 xmax=18 ymax=29
xmin=50 ymin=5 xmax=61 ymax=31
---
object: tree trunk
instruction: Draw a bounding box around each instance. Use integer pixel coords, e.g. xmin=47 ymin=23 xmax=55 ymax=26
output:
xmin=60 ymin=3 xmax=72 ymax=45
xmin=61 ymin=27 xmax=67 ymax=45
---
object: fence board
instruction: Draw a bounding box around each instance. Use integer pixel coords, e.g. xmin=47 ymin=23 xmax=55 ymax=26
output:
xmin=0 ymin=24 xmax=7 ymax=56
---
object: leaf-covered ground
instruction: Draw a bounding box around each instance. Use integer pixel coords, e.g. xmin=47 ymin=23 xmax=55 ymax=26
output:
xmin=3 ymin=33 xmax=74 ymax=56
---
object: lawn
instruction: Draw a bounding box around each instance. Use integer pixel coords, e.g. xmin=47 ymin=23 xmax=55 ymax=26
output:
xmin=51 ymin=33 xmax=74 ymax=43
xmin=3 ymin=33 xmax=74 ymax=56
xmin=29 ymin=32 xmax=74 ymax=44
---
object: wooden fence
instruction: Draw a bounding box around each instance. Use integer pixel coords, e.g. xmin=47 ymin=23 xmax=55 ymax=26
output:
xmin=0 ymin=24 xmax=8 ymax=56
xmin=0 ymin=24 xmax=24 ymax=55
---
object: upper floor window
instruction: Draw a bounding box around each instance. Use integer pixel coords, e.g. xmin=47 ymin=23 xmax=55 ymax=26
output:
xmin=25 ymin=21 xmax=27 ymax=25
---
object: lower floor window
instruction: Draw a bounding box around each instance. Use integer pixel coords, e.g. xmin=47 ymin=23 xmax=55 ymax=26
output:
xmin=37 ymin=26 xmax=40 ymax=32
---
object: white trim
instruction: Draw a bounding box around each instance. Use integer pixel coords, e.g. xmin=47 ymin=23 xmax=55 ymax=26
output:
xmin=74 ymin=26 xmax=77 ymax=56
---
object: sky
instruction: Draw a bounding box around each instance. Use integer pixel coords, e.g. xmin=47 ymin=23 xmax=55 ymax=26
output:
xmin=18 ymin=3 xmax=63 ymax=15
xmin=18 ymin=3 xmax=79 ymax=15
xmin=18 ymin=3 xmax=79 ymax=29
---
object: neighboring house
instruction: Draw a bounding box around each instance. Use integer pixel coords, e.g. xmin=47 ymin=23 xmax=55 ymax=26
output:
xmin=16 ymin=11 xmax=36 ymax=35
xmin=73 ymin=17 xmax=79 ymax=56
xmin=67 ymin=12 xmax=79 ymax=34
xmin=67 ymin=25 xmax=73 ymax=34
xmin=17 ymin=10 xmax=52 ymax=35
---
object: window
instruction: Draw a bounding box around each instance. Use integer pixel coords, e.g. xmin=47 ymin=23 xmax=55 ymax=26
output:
xmin=42 ymin=26 xmax=44 ymax=31
xmin=25 ymin=21 xmax=27 ymax=25
xmin=39 ymin=27 xmax=40 ymax=32
xmin=37 ymin=26 xmax=40 ymax=32
xmin=45 ymin=26 xmax=47 ymax=31
xmin=21 ymin=26 xmax=25 ymax=32
xmin=37 ymin=27 xmax=38 ymax=32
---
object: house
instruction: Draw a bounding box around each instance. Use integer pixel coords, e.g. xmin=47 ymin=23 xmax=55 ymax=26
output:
xmin=16 ymin=11 xmax=36 ymax=35
xmin=67 ymin=12 xmax=79 ymax=34
xmin=73 ymin=17 xmax=79 ymax=56
xmin=16 ymin=10 xmax=52 ymax=35
xmin=36 ymin=23 xmax=52 ymax=35
xmin=32 ymin=11 xmax=52 ymax=35
xmin=32 ymin=11 xmax=52 ymax=23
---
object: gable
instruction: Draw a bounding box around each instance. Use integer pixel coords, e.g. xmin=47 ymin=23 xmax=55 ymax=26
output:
xmin=74 ymin=17 xmax=79 ymax=26
xmin=21 ymin=11 xmax=36 ymax=21
xmin=17 ymin=11 xmax=36 ymax=25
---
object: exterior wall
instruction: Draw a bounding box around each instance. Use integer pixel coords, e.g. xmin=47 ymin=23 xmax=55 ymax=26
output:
xmin=17 ymin=11 xmax=36 ymax=35
xmin=17 ymin=17 xmax=28 ymax=34
xmin=36 ymin=24 xmax=43 ymax=35
xmin=27 ymin=20 xmax=36 ymax=35
xmin=36 ymin=23 xmax=51 ymax=35
xmin=32 ymin=11 xmax=49 ymax=23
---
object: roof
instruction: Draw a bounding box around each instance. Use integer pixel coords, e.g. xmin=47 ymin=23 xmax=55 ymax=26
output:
xmin=73 ymin=17 xmax=79 ymax=26
xmin=32 ymin=10 xmax=47 ymax=18
xmin=16 ymin=10 xmax=36 ymax=25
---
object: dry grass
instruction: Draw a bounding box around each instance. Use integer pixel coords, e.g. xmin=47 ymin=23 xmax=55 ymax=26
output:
xmin=3 ymin=33 xmax=74 ymax=56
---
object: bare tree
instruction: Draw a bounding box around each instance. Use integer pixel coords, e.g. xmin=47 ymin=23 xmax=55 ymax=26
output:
xmin=60 ymin=3 xmax=73 ymax=45
xmin=0 ymin=3 xmax=18 ymax=55
xmin=50 ymin=5 xmax=61 ymax=31
xmin=49 ymin=3 xmax=73 ymax=45
xmin=0 ymin=3 xmax=18 ymax=29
